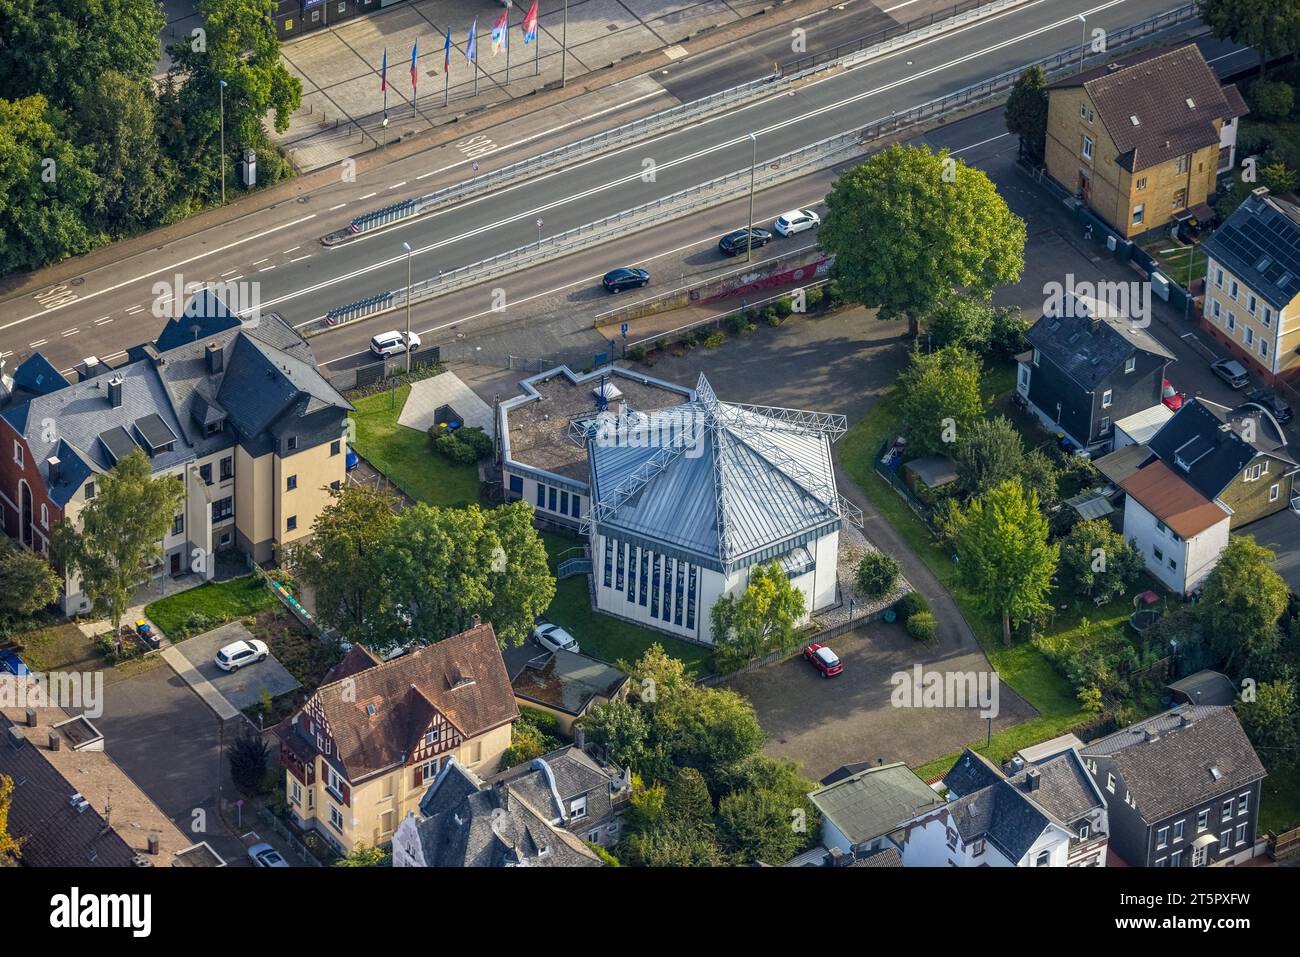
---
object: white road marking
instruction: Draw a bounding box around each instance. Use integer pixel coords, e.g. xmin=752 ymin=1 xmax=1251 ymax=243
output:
xmin=125 ymin=305 xmax=145 ymax=315
xmin=281 ymin=246 xmax=301 ymax=255
xmin=61 ymin=328 xmax=79 ymax=337
xmin=329 ymin=203 xmax=348 ymax=211
xmin=251 ymin=258 xmax=270 ymax=266
xmin=258 ymin=265 xmax=277 ymax=272
xmin=220 ymin=269 xmax=239 ymax=277
xmin=30 ymin=339 xmax=47 ymax=348
xmin=884 ymin=0 xmax=925 ymax=11
xmin=951 ymin=132 xmax=1012 ymax=153
xmin=290 ymin=255 xmax=313 ymax=264
xmin=94 ymin=316 xmax=113 ymax=325
xmin=388 ymin=181 xmax=407 ymax=190
xmin=358 ymin=192 xmax=378 ymax=200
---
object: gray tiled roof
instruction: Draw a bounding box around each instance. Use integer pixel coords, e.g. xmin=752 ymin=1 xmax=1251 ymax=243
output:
xmin=488 ymin=745 xmax=624 ymax=828
xmin=1081 ymin=705 xmax=1266 ymax=824
xmin=1026 ymin=293 xmax=1174 ymax=391
xmin=589 ymin=394 xmax=843 ymax=573
xmin=1202 ymin=191 xmax=1300 ymax=311
xmin=1147 ymin=398 xmax=1292 ymax=499
xmin=947 ymin=779 xmax=1051 ymax=863
xmin=809 ymin=762 xmax=946 ymax=845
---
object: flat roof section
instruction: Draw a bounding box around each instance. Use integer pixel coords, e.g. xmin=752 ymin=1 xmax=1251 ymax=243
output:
xmin=504 ymin=368 xmax=690 ymax=482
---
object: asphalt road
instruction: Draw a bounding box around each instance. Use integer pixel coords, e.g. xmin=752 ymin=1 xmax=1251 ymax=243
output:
xmin=0 ymin=0 xmax=1181 ymax=373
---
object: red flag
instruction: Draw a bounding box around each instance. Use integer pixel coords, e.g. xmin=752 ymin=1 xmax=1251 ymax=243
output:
xmin=411 ymin=39 xmax=419 ymax=90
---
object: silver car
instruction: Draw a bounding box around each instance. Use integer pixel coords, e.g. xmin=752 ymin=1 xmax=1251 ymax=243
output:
xmin=532 ymin=623 xmax=580 ymax=654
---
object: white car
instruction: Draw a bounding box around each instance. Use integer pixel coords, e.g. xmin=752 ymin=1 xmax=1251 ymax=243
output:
xmin=773 ymin=209 xmax=820 ymax=236
xmin=533 ymin=623 xmax=580 ymax=655
xmin=369 ymin=330 xmax=421 ymax=358
xmin=248 ymin=842 xmax=289 ymax=867
xmin=215 ymin=639 xmax=269 ymax=672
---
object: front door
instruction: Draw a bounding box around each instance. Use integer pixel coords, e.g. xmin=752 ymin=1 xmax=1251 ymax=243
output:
xmin=1077 ymin=170 xmax=1090 ymax=202
xmin=170 ymin=552 xmax=182 ymax=576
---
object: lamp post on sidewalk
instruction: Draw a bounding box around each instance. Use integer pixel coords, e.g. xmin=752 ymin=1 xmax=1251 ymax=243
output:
xmin=403 ymin=242 xmax=413 ymax=374
xmin=1077 ymin=14 xmax=1087 ymax=74
xmin=747 ymin=132 xmax=758 ymax=263
xmin=219 ymin=79 xmax=228 ymax=205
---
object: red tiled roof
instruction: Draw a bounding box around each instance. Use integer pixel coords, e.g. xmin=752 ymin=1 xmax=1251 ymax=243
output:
xmin=1120 ymin=460 xmax=1230 ymax=538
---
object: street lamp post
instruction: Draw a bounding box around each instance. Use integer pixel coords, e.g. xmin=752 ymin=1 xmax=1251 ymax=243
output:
xmin=403 ymin=242 xmax=413 ymax=374
xmin=747 ymin=132 xmax=758 ymax=263
xmin=562 ymin=0 xmax=569 ymax=88
xmin=1077 ymin=14 xmax=1087 ymax=74
xmin=537 ymin=218 xmax=544 ymax=243
xmin=219 ymin=79 xmax=228 ymax=205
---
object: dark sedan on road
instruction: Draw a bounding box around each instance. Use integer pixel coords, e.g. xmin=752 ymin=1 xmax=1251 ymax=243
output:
xmin=1245 ymin=388 xmax=1293 ymax=424
xmin=718 ymin=227 xmax=772 ymax=256
xmin=602 ymin=267 xmax=650 ymax=293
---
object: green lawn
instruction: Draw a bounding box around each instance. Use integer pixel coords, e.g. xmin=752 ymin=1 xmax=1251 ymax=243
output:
xmin=348 ymin=384 xmax=481 ymax=508
xmin=539 ymin=531 xmax=716 ymax=676
xmin=1259 ymin=763 xmax=1300 ymax=835
xmin=144 ymin=575 xmax=276 ymax=639
xmin=840 ymin=364 xmax=1095 ymax=780
xmin=1141 ymin=239 xmax=1208 ymax=285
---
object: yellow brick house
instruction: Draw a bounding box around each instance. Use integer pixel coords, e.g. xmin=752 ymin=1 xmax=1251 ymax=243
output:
xmin=1044 ymin=44 xmax=1246 ymax=238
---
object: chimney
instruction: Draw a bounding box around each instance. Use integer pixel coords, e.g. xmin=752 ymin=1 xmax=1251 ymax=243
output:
xmin=48 ymin=731 xmax=62 ymax=751
xmin=1025 ymin=767 xmax=1042 ymax=792
xmin=147 ymin=832 xmax=160 ymax=856
xmin=47 ymin=456 xmax=61 ymax=484
xmin=495 ymin=780 xmax=510 ymax=812
xmin=25 ymin=707 xmax=37 ymax=728
xmin=471 ymin=613 xmax=482 ymax=628
xmin=106 ymin=376 xmax=123 ymax=408
xmin=77 ymin=357 xmax=101 ymax=382
xmin=142 ymin=343 xmax=163 ymax=367
xmin=205 ymin=342 xmax=223 ymax=375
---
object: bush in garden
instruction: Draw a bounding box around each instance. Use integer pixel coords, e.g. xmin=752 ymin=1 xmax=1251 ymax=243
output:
xmin=1249 ymin=80 xmax=1294 ymax=122
xmin=805 ymin=286 xmax=824 ymax=311
xmin=628 ymin=344 xmax=648 ymax=362
xmin=892 ymin=590 xmax=929 ymax=622
xmin=856 ymin=550 xmax=901 ymax=600
xmin=703 ymin=330 xmax=726 ymax=348
xmin=456 ymin=427 xmax=493 ymax=460
xmin=906 ymin=610 xmax=938 ymax=643
xmin=774 ymin=296 xmax=793 ymax=318
xmin=727 ymin=313 xmax=749 ymax=334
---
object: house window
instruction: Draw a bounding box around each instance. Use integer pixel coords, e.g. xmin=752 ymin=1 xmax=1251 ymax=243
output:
xmin=1238 ymin=793 xmax=1250 ymax=815
xmin=1102 ymin=389 xmax=1113 ymax=408
xmin=1173 ymin=820 xmax=1185 ymax=842
xmin=290 ymin=781 xmax=301 ymax=806
xmin=1079 ymin=823 xmax=1090 ymax=840
xmin=1245 ymin=327 xmax=1254 ymax=346
xmin=1229 ymin=279 xmax=1239 ymax=301
xmin=1106 ymin=772 xmax=1116 ymax=794
xmin=287 ymin=474 xmax=297 ymax=491
xmin=1035 ymin=851 xmax=1050 ymax=867
xmin=40 ymin=503 xmax=48 ymax=529
xmin=1079 ymin=102 xmax=1087 ymax=118
xmin=1125 ymin=357 xmax=1136 ymax=373
xmin=1271 ymin=483 xmax=1280 ymax=502
xmin=1168 ymin=557 xmax=1176 ymax=571
xmin=1155 ymin=856 xmax=1168 ymax=867
xmin=1222 ymin=799 xmax=1234 ymax=822
xmin=330 ymin=440 xmax=341 ymax=456
xmin=1132 ymin=204 xmax=1144 ymax=226
xmin=548 ymin=486 xmax=556 ymax=512
xmin=1248 ymin=295 xmax=1257 ymax=315
xmin=1082 ymin=135 xmax=1094 ymax=160
xmin=1176 ymin=154 xmax=1190 ymax=173
xmin=1156 ymin=826 xmax=1169 ymax=849
xmin=172 ymin=514 xmax=184 ymax=536
xmin=1214 ymin=267 xmax=1224 ymax=288
xmin=220 ymin=456 xmax=233 ymax=481
xmin=1171 ymin=848 xmax=1184 ymax=866
xmin=13 ymin=442 xmax=23 ymax=467
xmin=509 ymin=474 xmax=523 ymax=496
xmin=329 ymin=805 xmax=344 ymax=833
xmin=604 ymin=537 xmax=613 ymax=588
xmin=1032 ymin=347 xmax=1040 ymax=367
xmin=1227 ymin=312 xmax=1235 ymax=332
xmin=327 ymin=767 xmax=344 ymax=800
xmin=287 ymin=515 xmax=297 ymax=532
xmin=424 ymin=729 xmax=440 ymax=747
xmin=287 ymin=436 xmax=298 ymax=452
xmin=1153 ymin=545 xmax=1163 ymax=561
xmin=199 ymin=463 xmax=213 ymax=485
xmin=212 ymin=498 xmax=233 ymax=522
xmin=84 ymin=481 xmax=95 ymax=500
xmin=970 ymin=839 xmax=985 ymax=856
xmin=1212 ymin=299 xmax=1221 ymax=319
xmin=569 ymin=796 xmax=588 ymax=820
xmin=1220 ymin=831 xmax=1232 ymax=853
xmin=1196 ymin=809 xmax=1209 ymax=832
xmin=1099 ymin=417 xmax=1110 ymax=434
xmin=1236 ymin=822 xmax=1248 ymax=845
xmin=1171 ymin=189 xmax=1186 ymax=210
xmin=1136 ymin=177 xmax=1147 ymax=190
xmin=1262 ymin=306 xmax=1272 ymax=327
xmin=420 ymin=759 xmax=441 ymax=783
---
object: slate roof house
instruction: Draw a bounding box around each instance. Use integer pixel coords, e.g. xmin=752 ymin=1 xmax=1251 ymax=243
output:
xmin=1044 ymin=44 xmax=1246 ymax=238
xmin=1080 ymin=705 xmax=1266 ymax=866
xmin=0 ymin=290 xmax=352 ymax=613
xmin=488 ymin=744 xmax=631 ymax=849
xmin=391 ymin=755 xmax=605 ymax=867
xmin=1200 ymin=187 xmax=1300 ymax=383
xmin=895 ymin=746 xmax=1109 ymax=867
xmin=273 ymin=624 xmax=519 ymax=855
xmin=1016 ymin=291 xmax=1174 ymax=454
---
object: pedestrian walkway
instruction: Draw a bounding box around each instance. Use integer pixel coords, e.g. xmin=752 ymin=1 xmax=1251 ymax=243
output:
xmin=161 ymin=645 xmax=242 ymax=721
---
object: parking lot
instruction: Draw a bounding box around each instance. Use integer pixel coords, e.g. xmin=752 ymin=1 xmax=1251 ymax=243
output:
xmin=174 ymin=622 xmax=301 ymax=713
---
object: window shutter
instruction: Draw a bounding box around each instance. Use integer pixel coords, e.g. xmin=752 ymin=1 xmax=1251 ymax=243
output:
xmin=341 ymin=781 xmax=351 ymax=807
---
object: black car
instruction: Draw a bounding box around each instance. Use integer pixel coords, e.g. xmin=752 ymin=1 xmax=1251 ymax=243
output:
xmin=1245 ymin=388 xmax=1293 ymax=424
xmin=718 ymin=228 xmax=773 ymax=256
xmin=602 ymin=267 xmax=650 ymax=293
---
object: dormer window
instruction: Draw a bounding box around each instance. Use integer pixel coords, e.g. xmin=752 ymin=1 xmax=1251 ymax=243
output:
xmin=424 ymin=729 xmax=440 ymax=747
xmin=286 ymin=436 xmax=298 ymax=452
xmin=1125 ymin=357 xmax=1136 ymax=373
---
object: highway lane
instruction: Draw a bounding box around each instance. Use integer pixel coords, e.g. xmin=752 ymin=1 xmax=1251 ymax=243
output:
xmin=0 ymin=0 xmax=1185 ymax=369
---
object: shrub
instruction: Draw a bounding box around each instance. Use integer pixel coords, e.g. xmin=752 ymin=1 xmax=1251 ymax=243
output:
xmin=628 ymin=344 xmax=647 ymax=362
xmin=727 ymin=313 xmax=749 ymax=334
xmin=774 ymin=296 xmax=793 ymax=318
xmin=825 ymin=279 xmax=845 ymax=307
xmin=856 ymin=550 xmax=901 ymax=600
xmin=906 ymin=610 xmax=938 ymax=643
xmin=703 ymin=330 xmax=726 ymax=348
xmin=1249 ymin=80 xmax=1295 ymax=122
xmin=892 ymin=590 xmax=929 ymax=622
xmin=456 ymin=426 xmax=493 ymax=460
xmin=805 ymin=286 xmax=824 ymax=311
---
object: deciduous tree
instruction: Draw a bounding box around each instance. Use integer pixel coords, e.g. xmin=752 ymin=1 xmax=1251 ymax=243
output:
xmin=0 ymin=537 xmax=60 ymax=620
xmin=1058 ymin=519 xmax=1144 ymax=602
xmin=1005 ymin=66 xmax=1049 ymax=162
xmin=710 ymin=561 xmax=806 ymax=671
xmin=1198 ymin=0 xmax=1300 ymax=76
xmin=1198 ymin=536 xmax=1288 ymax=670
xmin=895 ymin=346 xmax=984 ymax=458
xmin=954 ymin=415 xmax=1024 ymax=496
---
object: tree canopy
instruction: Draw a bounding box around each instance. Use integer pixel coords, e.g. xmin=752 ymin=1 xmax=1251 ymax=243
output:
xmin=1005 ymin=66 xmax=1049 ymax=162
xmin=896 ymin=345 xmax=984 ymax=458
xmin=1198 ymin=0 xmax=1300 ymax=75
xmin=1199 ymin=536 xmax=1288 ymax=670
xmin=710 ymin=561 xmax=806 ymax=672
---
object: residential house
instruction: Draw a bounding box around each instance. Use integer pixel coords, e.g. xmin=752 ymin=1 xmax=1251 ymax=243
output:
xmin=807 ymin=761 xmax=946 ymax=857
xmin=1200 ymin=188 xmax=1300 ymax=383
xmin=896 ymin=746 xmax=1109 ymax=867
xmin=273 ymin=623 xmax=518 ymax=855
xmin=1016 ymin=291 xmax=1174 ymax=454
xmin=507 ymin=648 xmax=629 ymax=736
xmin=488 ymin=744 xmax=631 ymax=848
xmin=1118 ymin=459 xmax=1231 ymax=594
xmin=1080 ymin=705 xmax=1266 ymax=866
xmin=785 ymin=845 xmax=903 ymax=868
xmin=391 ymin=757 xmax=604 ymax=866
xmin=0 ymin=691 xmax=222 ymax=867
xmin=1146 ymin=396 xmax=1297 ymax=526
xmin=0 ymin=290 xmax=352 ymax=613
xmin=1044 ymin=44 xmax=1246 ymax=238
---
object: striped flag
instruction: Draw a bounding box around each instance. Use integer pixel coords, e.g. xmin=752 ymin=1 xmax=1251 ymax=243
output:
xmin=380 ymin=47 xmax=388 ymax=91
xmin=522 ymin=0 xmax=538 ymax=43
xmin=443 ymin=29 xmax=451 ymax=73
xmin=467 ymin=18 xmax=477 ymax=63
xmin=491 ymin=9 xmax=508 ymax=55
xmin=410 ymin=39 xmax=418 ymax=91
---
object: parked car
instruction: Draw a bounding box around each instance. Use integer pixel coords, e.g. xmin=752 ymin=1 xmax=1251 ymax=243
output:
xmin=533 ymin=623 xmax=580 ymax=655
xmin=1210 ymin=357 xmax=1250 ymax=390
xmin=247 ymin=843 xmax=289 ymax=867
xmin=602 ymin=267 xmax=650 ymax=293
xmin=215 ymin=639 xmax=269 ymax=672
xmin=0 ymin=650 xmax=30 ymax=676
xmin=369 ymin=330 xmax=421 ymax=358
xmin=1161 ymin=379 xmax=1184 ymax=411
xmin=773 ymin=209 xmax=820 ymax=236
xmin=803 ymin=643 xmax=843 ymax=678
xmin=718 ymin=227 xmax=772 ymax=256
xmin=1245 ymin=388 xmax=1293 ymax=424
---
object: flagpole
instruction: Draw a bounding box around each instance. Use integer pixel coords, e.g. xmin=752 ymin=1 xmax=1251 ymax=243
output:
xmin=535 ymin=3 xmax=540 ymax=77
xmin=506 ymin=11 xmax=511 ymax=85
xmin=562 ymin=0 xmax=568 ymax=87
xmin=472 ymin=24 xmax=479 ymax=96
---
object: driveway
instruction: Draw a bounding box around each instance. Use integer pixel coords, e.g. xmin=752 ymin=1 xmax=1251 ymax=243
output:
xmin=175 ymin=622 xmax=301 ymax=713
xmin=727 ymin=620 xmax=1034 ymax=782
xmin=1241 ymin=509 xmax=1300 ymax=591
xmin=77 ymin=665 xmax=249 ymax=866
